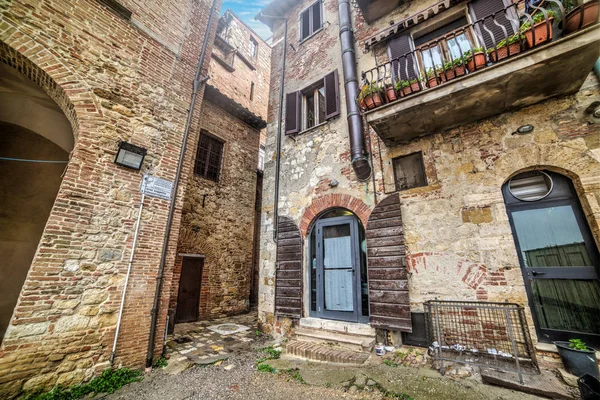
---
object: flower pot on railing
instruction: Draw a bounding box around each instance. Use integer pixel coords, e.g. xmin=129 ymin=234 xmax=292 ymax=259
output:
xmin=426 ymin=76 xmax=441 ymax=88
xmin=521 ymin=11 xmax=555 ymax=48
xmin=359 ymin=83 xmax=385 ymax=110
xmin=363 ymin=92 xmax=384 ymax=110
xmin=487 ymin=34 xmax=522 ymax=63
xmin=385 ymin=85 xmax=399 ymax=102
xmin=466 ymin=50 xmax=487 ymax=72
xmin=400 ymin=80 xmax=422 ymax=96
xmin=441 ymin=59 xmax=466 ymax=81
xmin=555 ymin=341 xmax=599 ymax=379
xmin=565 ymin=0 xmax=599 ymax=33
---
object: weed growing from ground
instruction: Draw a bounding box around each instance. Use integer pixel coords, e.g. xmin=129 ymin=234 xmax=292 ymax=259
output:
xmin=384 ymin=359 xmax=399 ymax=367
xmin=153 ymin=356 xmax=168 ymax=369
xmin=257 ymin=363 xmax=276 ymax=373
xmin=255 ymin=345 xmax=281 ymax=364
xmin=23 ymin=368 xmax=142 ymax=400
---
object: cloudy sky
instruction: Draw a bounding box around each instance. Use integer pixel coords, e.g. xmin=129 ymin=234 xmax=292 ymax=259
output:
xmin=222 ymin=0 xmax=273 ymax=41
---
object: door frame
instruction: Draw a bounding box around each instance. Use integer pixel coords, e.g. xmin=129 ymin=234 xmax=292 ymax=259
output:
xmin=502 ymin=174 xmax=600 ymax=347
xmin=314 ymin=215 xmax=362 ymax=322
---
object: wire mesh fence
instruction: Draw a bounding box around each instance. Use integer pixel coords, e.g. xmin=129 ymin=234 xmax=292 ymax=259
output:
xmin=425 ymin=300 xmax=539 ymax=383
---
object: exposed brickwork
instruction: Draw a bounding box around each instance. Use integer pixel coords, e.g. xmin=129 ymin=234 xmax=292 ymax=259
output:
xmin=0 ymin=0 xmax=222 ymax=396
xmin=285 ymin=340 xmax=369 ymax=364
xmin=298 ymin=193 xmax=371 ymax=237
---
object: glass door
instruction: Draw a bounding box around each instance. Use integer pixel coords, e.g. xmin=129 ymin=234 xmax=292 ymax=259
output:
xmin=315 ymin=216 xmax=360 ymax=322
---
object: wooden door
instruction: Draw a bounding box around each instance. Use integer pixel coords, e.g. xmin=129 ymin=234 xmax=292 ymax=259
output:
xmin=175 ymin=257 xmax=203 ymax=323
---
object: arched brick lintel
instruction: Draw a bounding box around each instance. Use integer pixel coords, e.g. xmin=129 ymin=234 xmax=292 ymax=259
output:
xmin=299 ymin=194 xmax=372 ymax=237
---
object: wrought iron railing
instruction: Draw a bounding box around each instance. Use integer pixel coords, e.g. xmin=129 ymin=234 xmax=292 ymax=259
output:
xmin=358 ymin=0 xmax=594 ymax=110
xmin=425 ymin=300 xmax=539 ymax=384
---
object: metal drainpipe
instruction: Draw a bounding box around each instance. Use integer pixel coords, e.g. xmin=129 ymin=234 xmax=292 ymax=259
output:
xmin=338 ymin=0 xmax=372 ymax=181
xmin=145 ymin=0 xmax=218 ymax=369
xmin=110 ymin=190 xmax=145 ymax=366
xmin=257 ymin=12 xmax=288 ymax=242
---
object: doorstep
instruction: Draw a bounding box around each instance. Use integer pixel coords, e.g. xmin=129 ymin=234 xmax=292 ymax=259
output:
xmin=299 ymin=317 xmax=375 ymax=336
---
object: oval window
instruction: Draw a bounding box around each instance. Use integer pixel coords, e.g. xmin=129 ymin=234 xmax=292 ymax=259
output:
xmin=509 ymin=170 xmax=553 ymax=201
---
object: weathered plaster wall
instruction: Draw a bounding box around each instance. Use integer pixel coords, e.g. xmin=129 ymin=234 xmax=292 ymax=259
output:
xmin=257 ymin=0 xmax=600 ymax=344
xmin=0 ymin=0 xmax=221 ymax=396
xmin=171 ymin=100 xmax=260 ymax=320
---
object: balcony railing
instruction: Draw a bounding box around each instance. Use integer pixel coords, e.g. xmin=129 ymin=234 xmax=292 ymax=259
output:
xmin=358 ymin=0 xmax=596 ymax=111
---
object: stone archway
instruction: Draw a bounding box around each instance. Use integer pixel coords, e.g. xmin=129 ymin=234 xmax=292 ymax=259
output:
xmin=0 ymin=60 xmax=75 ymax=341
xmin=299 ymin=193 xmax=371 ymax=237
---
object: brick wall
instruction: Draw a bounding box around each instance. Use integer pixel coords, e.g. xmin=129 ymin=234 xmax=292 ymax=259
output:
xmin=0 ymin=0 xmax=221 ymax=396
xmin=170 ymin=99 xmax=260 ymax=320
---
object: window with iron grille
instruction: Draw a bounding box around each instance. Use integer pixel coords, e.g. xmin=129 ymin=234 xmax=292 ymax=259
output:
xmin=194 ymin=132 xmax=224 ymax=181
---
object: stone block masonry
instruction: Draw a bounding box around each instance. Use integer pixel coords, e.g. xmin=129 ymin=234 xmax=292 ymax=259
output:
xmin=0 ymin=0 xmax=222 ymax=396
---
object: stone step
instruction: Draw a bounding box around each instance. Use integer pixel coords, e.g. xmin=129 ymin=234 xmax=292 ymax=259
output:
xmin=294 ymin=327 xmax=375 ymax=352
xmin=285 ymin=340 xmax=370 ymax=364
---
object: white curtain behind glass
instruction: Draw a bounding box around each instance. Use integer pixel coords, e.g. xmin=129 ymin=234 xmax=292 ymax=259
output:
xmin=323 ymin=236 xmax=353 ymax=311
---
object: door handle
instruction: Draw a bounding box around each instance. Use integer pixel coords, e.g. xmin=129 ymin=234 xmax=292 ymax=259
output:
xmin=531 ymin=271 xmax=546 ymax=276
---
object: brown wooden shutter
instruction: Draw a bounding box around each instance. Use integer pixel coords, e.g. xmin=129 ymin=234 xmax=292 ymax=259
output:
xmin=323 ymin=70 xmax=340 ymax=120
xmin=468 ymin=0 xmax=516 ymax=49
xmin=275 ymin=216 xmax=303 ymax=318
xmin=285 ymin=91 xmax=301 ymax=135
xmin=388 ymin=34 xmax=417 ymax=81
xmin=366 ymin=194 xmax=411 ymax=332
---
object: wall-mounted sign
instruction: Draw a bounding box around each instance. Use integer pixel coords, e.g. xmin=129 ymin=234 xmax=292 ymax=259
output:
xmin=141 ymin=174 xmax=173 ymax=201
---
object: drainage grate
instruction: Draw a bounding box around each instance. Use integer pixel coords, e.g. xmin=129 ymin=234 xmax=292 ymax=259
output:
xmin=425 ymin=300 xmax=539 ymax=384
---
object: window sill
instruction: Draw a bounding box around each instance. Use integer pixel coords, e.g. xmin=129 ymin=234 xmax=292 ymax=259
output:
xmin=297 ymin=121 xmax=328 ymax=135
xmin=299 ymin=26 xmax=324 ymax=45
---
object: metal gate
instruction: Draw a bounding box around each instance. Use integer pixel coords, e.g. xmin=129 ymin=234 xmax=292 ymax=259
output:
xmin=425 ymin=300 xmax=539 ymax=384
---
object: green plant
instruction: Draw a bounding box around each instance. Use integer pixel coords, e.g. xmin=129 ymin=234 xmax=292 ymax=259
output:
xmin=486 ymin=33 xmax=523 ymax=54
xmin=257 ymin=363 xmax=276 ymax=373
xmin=153 ymin=356 xmax=168 ymax=369
xmin=384 ymin=358 xmax=399 ymax=367
xmin=358 ymin=82 xmax=383 ymax=101
xmin=23 ymin=368 xmax=142 ymax=400
xmin=326 ymin=382 xmax=332 ymax=388
xmin=255 ymin=345 xmax=281 ymax=364
xmin=569 ymin=338 xmax=588 ymax=351
xmin=255 ymin=329 xmax=262 ymax=337
xmin=281 ymin=368 xmax=306 ymax=384
xmin=463 ymin=47 xmax=484 ymax=59
xmin=521 ymin=10 xmax=556 ymax=30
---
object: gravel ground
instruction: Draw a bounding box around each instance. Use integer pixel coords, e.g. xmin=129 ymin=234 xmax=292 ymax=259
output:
xmin=104 ymin=351 xmax=369 ymax=400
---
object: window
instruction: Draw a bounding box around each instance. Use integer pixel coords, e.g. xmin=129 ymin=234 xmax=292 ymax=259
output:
xmin=392 ymin=152 xmax=427 ymax=191
xmin=249 ymin=37 xmax=258 ymax=58
xmin=300 ymin=1 xmax=323 ymax=41
xmin=194 ymin=131 xmax=224 ymax=181
xmin=285 ymin=70 xmax=339 ymax=135
xmin=258 ymin=145 xmax=265 ymax=171
xmin=250 ymin=82 xmax=255 ymax=101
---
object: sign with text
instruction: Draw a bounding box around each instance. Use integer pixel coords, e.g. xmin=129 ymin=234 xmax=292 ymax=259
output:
xmin=141 ymin=174 xmax=173 ymax=201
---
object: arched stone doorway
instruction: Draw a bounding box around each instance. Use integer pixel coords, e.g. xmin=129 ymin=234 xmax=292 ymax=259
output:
xmin=0 ymin=63 xmax=74 ymax=340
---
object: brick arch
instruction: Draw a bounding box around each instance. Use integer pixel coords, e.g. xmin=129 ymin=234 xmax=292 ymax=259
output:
xmin=0 ymin=39 xmax=100 ymax=139
xmin=299 ymin=194 xmax=371 ymax=237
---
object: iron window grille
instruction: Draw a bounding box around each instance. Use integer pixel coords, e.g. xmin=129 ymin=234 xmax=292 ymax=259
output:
xmin=194 ymin=132 xmax=224 ymax=181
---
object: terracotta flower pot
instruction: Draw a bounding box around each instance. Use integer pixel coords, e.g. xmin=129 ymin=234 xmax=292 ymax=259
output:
xmin=565 ymin=1 xmax=599 ymax=33
xmin=385 ymin=86 xmax=398 ymax=102
xmin=466 ymin=52 xmax=487 ymax=72
xmin=443 ymin=69 xmax=455 ymax=81
xmin=523 ymin=17 xmax=554 ymax=48
xmin=364 ymin=92 xmax=384 ymax=110
xmin=426 ymin=76 xmax=441 ymax=88
xmin=402 ymin=82 xmax=421 ymax=96
xmin=489 ymin=42 xmax=521 ymax=62
xmin=454 ymin=65 xmax=466 ymax=78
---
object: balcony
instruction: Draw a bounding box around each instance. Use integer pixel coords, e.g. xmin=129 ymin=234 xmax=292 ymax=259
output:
xmin=360 ymin=1 xmax=600 ymax=146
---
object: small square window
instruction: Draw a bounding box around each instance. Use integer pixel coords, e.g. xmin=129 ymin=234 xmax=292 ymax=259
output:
xmin=300 ymin=1 xmax=323 ymax=41
xmin=393 ymin=152 xmax=427 ymax=191
xmin=195 ymin=132 xmax=224 ymax=181
xmin=249 ymin=37 xmax=258 ymax=58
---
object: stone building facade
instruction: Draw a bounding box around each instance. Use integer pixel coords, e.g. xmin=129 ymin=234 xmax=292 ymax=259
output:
xmin=0 ymin=0 xmax=222 ymax=397
xmin=256 ymin=0 xmax=600 ymax=367
xmin=168 ymin=10 xmax=270 ymax=324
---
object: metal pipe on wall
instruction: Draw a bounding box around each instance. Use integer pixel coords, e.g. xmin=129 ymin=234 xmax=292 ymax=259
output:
xmin=110 ymin=190 xmax=146 ymax=366
xmin=337 ymin=0 xmax=372 ymax=181
xmin=145 ymin=0 xmax=218 ymax=369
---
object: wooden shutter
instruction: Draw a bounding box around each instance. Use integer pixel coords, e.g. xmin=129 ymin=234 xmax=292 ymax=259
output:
xmin=388 ymin=34 xmax=417 ymax=81
xmin=366 ymin=194 xmax=412 ymax=332
xmin=275 ymin=216 xmax=303 ymax=318
xmin=323 ymin=70 xmax=340 ymax=120
xmin=285 ymin=91 xmax=301 ymax=135
xmin=469 ymin=0 xmax=516 ymax=49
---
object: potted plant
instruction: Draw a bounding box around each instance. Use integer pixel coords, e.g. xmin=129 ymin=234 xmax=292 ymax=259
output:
xmin=425 ymin=68 xmax=441 ymax=88
xmin=393 ymin=79 xmax=405 ymax=98
xmin=563 ymin=0 xmax=599 ymax=34
xmin=384 ymin=80 xmax=399 ymax=102
xmin=464 ymin=47 xmax=487 ymax=72
xmin=398 ymin=78 xmax=422 ymax=96
xmin=358 ymin=83 xmax=385 ymax=110
xmin=521 ymin=10 xmax=556 ymax=48
xmin=487 ymin=33 xmax=523 ymax=62
xmin=555 ymin=339 xmax=599 ymax=378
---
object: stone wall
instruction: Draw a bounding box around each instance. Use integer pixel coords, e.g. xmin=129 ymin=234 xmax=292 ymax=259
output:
xmin=170 ymin=99 xmax=261 ymax=320
xmin=257 ymin=0 xmax=600 ymax=346
xmin=0 ymin=0 xmax=221 ymax=396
